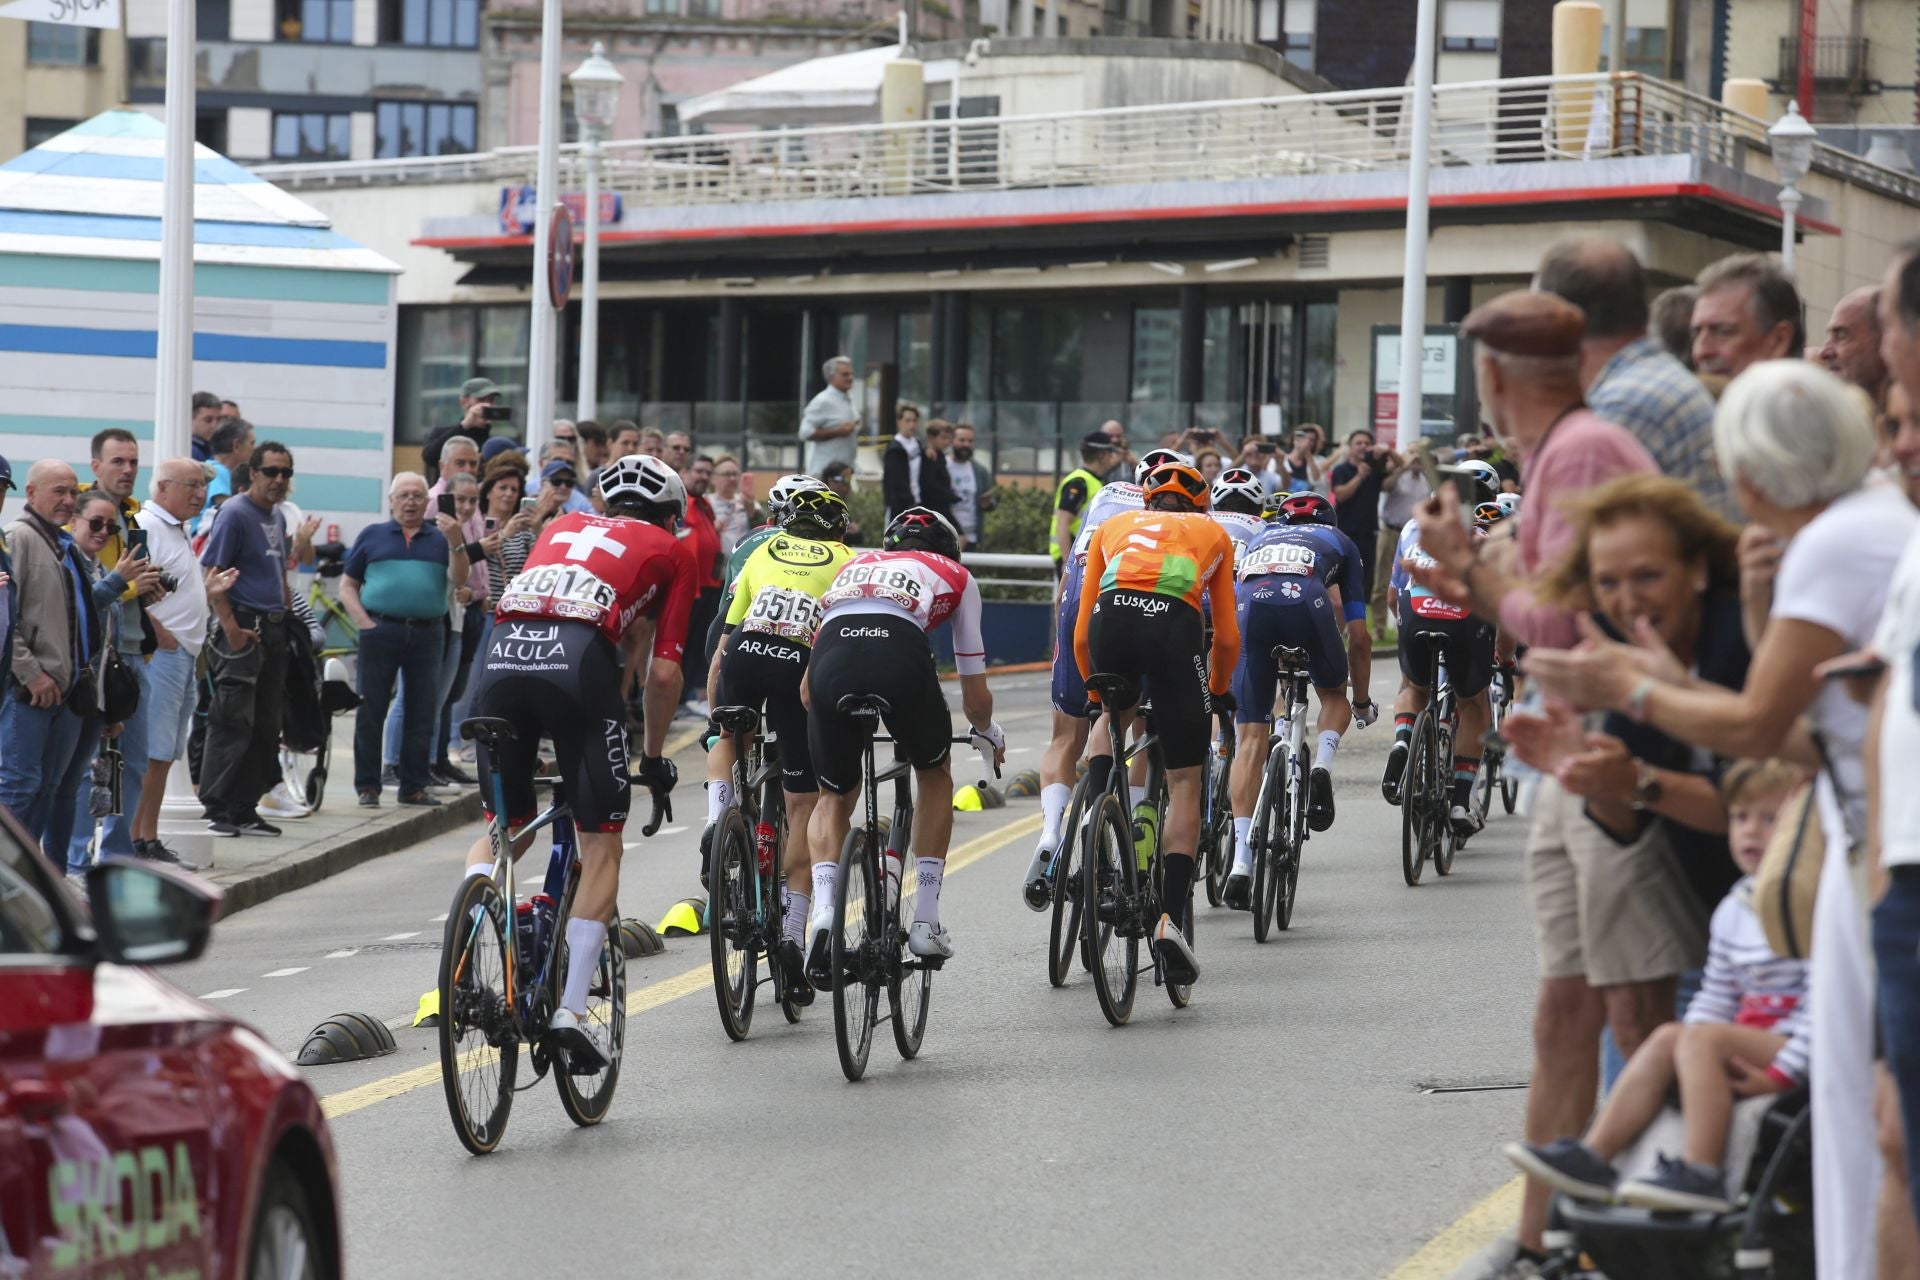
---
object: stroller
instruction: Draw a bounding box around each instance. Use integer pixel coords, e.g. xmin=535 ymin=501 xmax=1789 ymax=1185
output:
xmin=282 ymin=571 xmax=361 ymax=810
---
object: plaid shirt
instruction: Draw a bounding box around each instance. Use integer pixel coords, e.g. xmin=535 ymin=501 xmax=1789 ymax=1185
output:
xmin=1587 ymin=337 xmax=1732 ymax=518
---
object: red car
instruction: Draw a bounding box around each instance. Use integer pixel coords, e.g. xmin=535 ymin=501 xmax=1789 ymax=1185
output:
xmin=0 ymin=805 xmax=341 ymax=1280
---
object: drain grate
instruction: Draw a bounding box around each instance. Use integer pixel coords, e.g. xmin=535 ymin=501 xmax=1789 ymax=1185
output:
xmin=1416 ymin=1077 xmax=1530 ymax=1095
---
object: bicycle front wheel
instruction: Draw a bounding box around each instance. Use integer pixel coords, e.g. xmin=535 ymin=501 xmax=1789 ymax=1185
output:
xmin=1202 ymin=747 xmax=1234 ymax=908
xmin=1047 ymin=779 xmax=1088 ymax=988
xmin=1431 ymin=728 xmax=1458 ymax=877
xmin=707 ymin=808 xmax=758 ymax=1042
xmin=1276 ymin=754 xmax=1306 ymax=932
xmin=437 ymin=873 xmax=518 ymax=1155
xmin=1084 ymin=793 xmax=1138 ymax=1027
xmin=1401 ymin=710 xmax=1434 ymax=887
xmin=889 ymin=848 xmax=931 ymax=1060
xmin=831 ymin=827 xmax=881 ymax=1081
xmin=555 ymin=910 xmax=626 ymax=1126
xmin=1252 ymin=751 xmax=1286 ymax=942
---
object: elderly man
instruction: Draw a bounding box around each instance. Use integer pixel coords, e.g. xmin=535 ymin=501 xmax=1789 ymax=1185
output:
xmin=204 ymin=417 xmax=254 ymax=509
xmin=1691 ymin=253 xmax=1803 ymax=380
xmin=190 ymin=391 xmax=222 ymax=462
xmin=342 ymin=473 xmax=467 ymax=808
xmin=1536 ymin=237 xmax=1730 ymax=517
xmin=0 ymin=460 xmax=84 ymax=834
xmin=664 ymin=431 xmax=693 ymax=471
xmin=1650 ymin=286 xmax=1699 ymax=369
xmin=1820 ymin=284 xmax=1889 ymax=404
xmin=800 ymin=355 xmax=860 ymax=476
xmin=198 ymin=442 xmax=299 ymax=837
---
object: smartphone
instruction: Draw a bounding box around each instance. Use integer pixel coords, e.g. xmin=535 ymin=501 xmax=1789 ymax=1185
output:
xmin=1253 ymin=440 xmax=1279 ymax=454
xmin=481 ymin=404 xmax=513 ymax=423
xmin=484 ymin=517 xmax=498 ymax=534
xmin=1414 ymin=439 xmax=1444 ymax=496
xmin=1436 ymin=464 xmax=1482 ymax=530
xmin=1822 ymin=655 xmax=1887 ymax=682
xmin=436 ymin=492 xmax=457 ymax=518
xmin=518 ymin=497 xmax=538 ymax=516
xmin=124 ymin=526 xmax=149 ymax=558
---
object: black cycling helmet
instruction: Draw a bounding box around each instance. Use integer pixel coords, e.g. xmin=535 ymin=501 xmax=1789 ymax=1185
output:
xmin=783 ymin=488 xmax=849 ymax=541
xmin=1278 ymin=492 xmax=1335 ymax=526
xmin=884 ymin=506 xmax=962 ymax=561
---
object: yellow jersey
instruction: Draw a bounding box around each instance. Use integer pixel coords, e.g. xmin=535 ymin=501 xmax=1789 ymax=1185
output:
xmin=723 ymin=532 xmax=855 ymax=645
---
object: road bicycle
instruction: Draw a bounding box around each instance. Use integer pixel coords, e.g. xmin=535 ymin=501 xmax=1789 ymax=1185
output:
xmin=825 ymin=694 xmax=997 ymax=1082
xmin=1079 ymin=675 xmax=1185 ymax=1027
xmin=705 ymin=704 xmax=805 ymax=1040
xmin=1471 ymin=661 xmax=1519 ymax=826
xmin=435 ymin=715 xmax=669 ymax=1155
xmin=1400 ymin=633 xmax=1460 ymax=887
xmin=1247 ymin=646 xmax=1313 ymax=940
xmin=1199 ymin=720 xmax=1236 ymax=908
xmin=1044 ymin=767 xmax=1092 ymax=988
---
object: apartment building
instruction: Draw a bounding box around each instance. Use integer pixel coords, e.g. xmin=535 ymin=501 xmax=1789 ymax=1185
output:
xmin=0 ymin=20 xmax=127 ymax=160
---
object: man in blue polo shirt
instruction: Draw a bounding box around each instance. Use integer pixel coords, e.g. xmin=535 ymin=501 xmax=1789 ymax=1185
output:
xmin=341 ymin=471 xmax=468 ymax=808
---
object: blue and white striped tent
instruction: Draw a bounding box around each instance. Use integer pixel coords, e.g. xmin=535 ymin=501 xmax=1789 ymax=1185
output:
xmin=0 ymin=110 xmax=400 ymax=535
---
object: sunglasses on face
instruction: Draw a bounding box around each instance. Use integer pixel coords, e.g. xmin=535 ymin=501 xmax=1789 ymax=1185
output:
xmin=80 ymin=516 xmax=112 ymax=533
xmin=258 ymin=466 xmax=295 ymax=479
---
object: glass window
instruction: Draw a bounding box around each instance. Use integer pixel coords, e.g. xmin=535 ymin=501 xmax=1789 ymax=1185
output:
xmin=27 ymin=22 xmax=96 ymax=65
xmin=1299 ymin=302 xmax=1336 ymax=432
xmin=687 ymin=0 xmax=720 ymax=13
xmin=397 ymin=307 xmax=475 ymax=445
xmin=1255 ymin=0 xmax=1280 ymax=42
xmin=271 ymin=112 xmax=353 ymax=160
xmin=0 ymin=813 xmax=65 ymax=957
xmin=1130 ymin=308 xmax=1178 ymax=404
xmin=376 ymin=102 xmax=476 ymax=158
xmin=477 ymin=304 xmax=530 ymax=413
xmin=382 ymin=0 xmax=478 ymax=47
xmin=898 ymin=310 xmax=933 ymax=410
xmin=24 ymin=117 xmax=78 ymax=149
xmin=1281 ymin=0 xmax=1313 ymax=36
xmin=645 ymin=0 xmax=678 ymax=12
xmin=1440 ymin=0 xmax=1499 ymax=51
xmin=991 ymin=303 xmax=1083 ymax=403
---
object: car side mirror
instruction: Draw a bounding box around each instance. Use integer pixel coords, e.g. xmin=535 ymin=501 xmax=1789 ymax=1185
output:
xmin=85 ymin=860 xmax=222 ymax=966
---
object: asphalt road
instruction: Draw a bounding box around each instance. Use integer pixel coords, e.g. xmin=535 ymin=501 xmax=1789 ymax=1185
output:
xmin=173 ymin=667 xmax=1539 ymax=1279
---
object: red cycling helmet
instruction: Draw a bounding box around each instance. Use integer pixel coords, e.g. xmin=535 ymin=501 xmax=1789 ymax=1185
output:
xmin=1279 ymin=493 xmax=1335 ymax=526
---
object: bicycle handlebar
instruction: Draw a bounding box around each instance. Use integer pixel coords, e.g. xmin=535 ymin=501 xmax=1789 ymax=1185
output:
xmin=633 ymin=778 xmax=672 ymax=838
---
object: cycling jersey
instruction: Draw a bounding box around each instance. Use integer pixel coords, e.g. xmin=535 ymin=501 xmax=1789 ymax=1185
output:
xmin=1051 ymin=481 xmax=1147 ymax=717
xmin=496 ymin=512 xmax=698 ymax=662
xmin=819 ymin=549 xmax=987 ymax=676
xmin=1066 ymin=481 xmax=1145 ymax=567
xmin=1389 ymin=520 xmax=1476 ymax=623
xmin=1238 ymin=523 xmax=1369 ymax=623
xmin=1074 ymin=509 xmax=1239 ymax=696
xmin=1212 ymin=511 xmax=1265 ymax=573
xmin=723 ymin=532 xmax=854 ymax=645
xmin=1391 ymin=522 xmax=1495 ymax=695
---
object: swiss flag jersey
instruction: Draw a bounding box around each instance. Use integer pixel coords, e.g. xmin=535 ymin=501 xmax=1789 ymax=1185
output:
xmin=496 ymin=512 xmax=698 ymax=661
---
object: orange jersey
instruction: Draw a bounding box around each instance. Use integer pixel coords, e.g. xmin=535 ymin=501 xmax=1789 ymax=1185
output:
xmin=1074 ymin=508 xmax=1240 ymax=695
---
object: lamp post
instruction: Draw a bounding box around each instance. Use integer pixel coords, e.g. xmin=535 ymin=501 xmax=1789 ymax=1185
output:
xmin=1395 ymin=0 xmax=1440 ymax=450
xmin=1768 ymin=99 xmax=1816 ymax=274
xmin=569 ymin=41 xmax=624 ymax=423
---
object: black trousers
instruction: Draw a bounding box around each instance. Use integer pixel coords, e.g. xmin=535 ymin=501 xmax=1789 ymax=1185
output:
xmin=200 ymin=613 xmax=289 ymax=822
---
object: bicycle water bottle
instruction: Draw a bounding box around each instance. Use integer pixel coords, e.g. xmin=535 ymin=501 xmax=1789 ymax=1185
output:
xmin=513 ymin=899 xmax=539 ymax=969
xmin=883 ymin=854 xmax=902 ymax=913
xmin=754 ymin=821 xmax=776 ymax=878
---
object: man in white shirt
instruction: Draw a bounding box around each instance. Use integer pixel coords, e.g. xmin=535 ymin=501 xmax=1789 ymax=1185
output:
xmin=799 ymin=355 xmax=860 ymax=476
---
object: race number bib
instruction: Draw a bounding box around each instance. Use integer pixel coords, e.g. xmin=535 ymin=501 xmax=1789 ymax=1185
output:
xmin=741 ymin=586 xmax=823 ymax=643
xmin=498 ymin=563 xmax=617 ymax=623
xmin=1241 ymin=542 xmax=1316 ymax=579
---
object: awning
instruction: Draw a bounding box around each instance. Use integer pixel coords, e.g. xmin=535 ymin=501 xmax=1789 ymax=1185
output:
xmin=678 ymin=43 xmax=958 ymax=128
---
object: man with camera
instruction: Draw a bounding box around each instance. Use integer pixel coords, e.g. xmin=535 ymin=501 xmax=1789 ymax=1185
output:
xmin=424 ymin=377 xmax=508 ymax=486
xmin=1329 ymin=429 xmax=1407 ymax=627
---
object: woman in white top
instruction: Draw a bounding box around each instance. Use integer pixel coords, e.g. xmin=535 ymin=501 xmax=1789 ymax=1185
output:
xmin=706 ymin=455 xmax=754 ymax=554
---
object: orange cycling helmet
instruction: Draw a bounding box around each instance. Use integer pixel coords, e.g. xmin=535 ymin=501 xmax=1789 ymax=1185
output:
xmin=1141 ymin=462 xmax=1211 ymax=510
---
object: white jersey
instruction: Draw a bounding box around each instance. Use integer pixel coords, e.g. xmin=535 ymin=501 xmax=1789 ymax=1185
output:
xmin=819 ymin=549 xmax=987 ymax=676
xmin=1067 ymin=481 xmax=1145 ymax=567
xmin=1211 ymin=511 xmax=1264 ymax=573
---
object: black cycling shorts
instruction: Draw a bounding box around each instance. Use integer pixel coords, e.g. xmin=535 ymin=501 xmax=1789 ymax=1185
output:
xmin=806 ymin=614 xmax=953 ymax=796
xmin=717 ymin=631 xmax=816 ymax=791
xmin=1396 ymin=598 xmax=1496 ymax=698
xmin=467 ymin=618 xmax=631 ymax=833
xmin=1232 ymin=579 xmax=1349 ymax=724
xmin=1085 ymin=590 xmax=1212 ymax=770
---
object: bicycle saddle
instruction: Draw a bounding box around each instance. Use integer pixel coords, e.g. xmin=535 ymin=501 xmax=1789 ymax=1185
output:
xmin=459 ymin=716 xmax=517 ymax=746
xmin=836 ymin=693 xmax=892 ymax=716
xmin=1414 ymin=631 xmax=1453 ymax=644
xmin=1085 ymin=673 xmax=1141 ymax=710
xmin=1271 ymin=645 xmax=1310 ymax=668
xmin=711 ymin=705 xmax=761 ymax=736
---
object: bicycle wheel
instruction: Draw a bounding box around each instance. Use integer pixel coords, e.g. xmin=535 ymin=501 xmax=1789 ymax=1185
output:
xmin=1431 ymin=728 xmax=1458 ymax=877
xmin=1401 ymin=709 xmax=1433 ymax=887
xmin=707 ymin=807 xmax=758 ymax=1042
xmin=555 ymin=910 xmax=626 ymax=1126
xmin=1275 ymin=754 xmax=1306 ymax=932
xmin=1251 ymin=751 xmax=1285 ymax=943
xmin=302 ymin=734 xmax=328 ymax=812
xmin=1164 ymin=865 xmax=1193 ymax=1010
xmin=437 ymin=873 xmax=518 ymax=1155
xmin=831 ymin=827 xmax=881 ymax=1081
xmin=1501 ymin=770 xmax=1519 ymax=815
xmin=1047 ymin=778 xmax=1088 ymax=988
xmin=1201 ymin=747 xmax=1234 ymax=908
xmin=1084 ymin=792 xmax=1138 ymax=1026
xmin=889 ymin=848 xmax=931 ymax=1060
xmin=1472 ymin=750 xmax=1497 ymax=828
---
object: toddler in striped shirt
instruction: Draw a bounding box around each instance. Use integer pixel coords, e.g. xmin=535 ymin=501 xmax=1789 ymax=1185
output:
xmin=1504 ymin=759 xmax=1811 ymax=1214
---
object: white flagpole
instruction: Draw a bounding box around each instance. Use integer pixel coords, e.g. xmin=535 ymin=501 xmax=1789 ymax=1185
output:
xmin=153 ymin=0 xmax=196 ymax=461
xmin=1395 ymin=0 xmax=1440 ymax=450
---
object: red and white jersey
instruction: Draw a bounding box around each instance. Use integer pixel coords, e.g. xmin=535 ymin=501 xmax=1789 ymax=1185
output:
xmin=819 ymin=549 xmax=987 ymax=675
xmin=496 ymin=512 xmax=698 ymax=661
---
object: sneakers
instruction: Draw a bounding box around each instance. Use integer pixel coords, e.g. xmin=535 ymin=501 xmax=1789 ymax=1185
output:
xmin=234 ymin=815 xmax=282 ymax=837
xmin=1223 ymin=870 xmax=1251 ymax=911
xmin=1307 ymin=765 xmax=1336 ymax=832
xmin=804 ymin=911 xmax=836 ymax=990
xmin=775 ymin=938 xmax=815 ymax=1007
xmin=135 ymin=839 xmax=200 ymax=872
xmin=1618 ymin=1154 xmax=1731 ymax=1213
xmin=1449 ymin=804 xmax=1478 ymax=840
xmin=205 ymin=818 xmax=241 ymax=838
xmin=259 ymin=781 xmax=312 ymax=819
xmin=546 ymin=1006 xmax=610 ymax=1073
xmin=906 ymin=920 xmax=954 ymax=960
xmin=1021 ymin=841 xmax=1055 ymax=912
xmin=1382 ymin=740 xmax=1408 ymax=805
xmin=1152 ymin=913 xmax=1199 ymax=985
xmin=1502 ymin=1138 xmax=1620 ymax=1203
xmin=431 ymin=761 xmax=476 ymax=787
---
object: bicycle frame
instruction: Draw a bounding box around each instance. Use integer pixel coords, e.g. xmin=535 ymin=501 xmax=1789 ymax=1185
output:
xmin=466 ymin=771 xmax=580 ymax=1037
xmin=1251 ymin=661 xmax=1312 ymax=827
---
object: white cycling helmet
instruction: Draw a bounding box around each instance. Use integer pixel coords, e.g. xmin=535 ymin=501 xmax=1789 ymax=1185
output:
xmin=1211 ymin=466 xmax=1265 ymax=512
xmin=1494 ymin=492 xmax=1520 ymax=519
xmin=766 ymin=472 xmax=828 ymax=523
xmin=599 ymin=453 xmax=686 ymax=519
xmin=1455 ymin=458 xmax=1502 ymax=500
xmin=1135 ymin=447 xmax=1193 ymax=485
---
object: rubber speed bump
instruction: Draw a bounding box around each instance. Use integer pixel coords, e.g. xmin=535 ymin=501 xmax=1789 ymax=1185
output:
xmin=618 ymin=917 xmax=663 ymax=957
xmin=1003 ymin=768 xmax=1042 ymax=798
xmin=953 ymin=785 xmax=985 ymax=812
xmin=298 ymin=1012 xmax=398 ymax=1065
xmin=656 ymin=896 xmax=707 ymax=937
xmin=412 ymin=988 xmax=440 ymax=1028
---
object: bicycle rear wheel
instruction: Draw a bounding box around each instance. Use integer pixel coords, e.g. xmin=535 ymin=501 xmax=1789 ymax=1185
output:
xmin=555 ymin=910 xmax=626 ymax=1126
xmin=1252 ymin=751 xmax=1285 ymax=943
xmin=437 ymin=873 xmax=518 ymax=1155
xmin=1431 ymin=728 xmax=1458 ymax=877
xmin=1201 ymin=745 xmax=1234 ymax=908
xmin=889 ymin=850 xmax=931 ymax=1059
xmin=1047 ymin=778 xmax=1088 ymax=988
xmin=1163 ymin=864 xmax=1193 ymax=1009
xmin=707 ymin=808 xmax=758 ymax=1042
xmin=1275 ymin=754 xmax=1306 ymax=932
xmin=831 ymin=827 xmax=881 ymax=1081
xmin=1401 ymin=710 xmax=1434 ymax=887
xmin=1085 ymin=792 xmax=1138 ymax=1026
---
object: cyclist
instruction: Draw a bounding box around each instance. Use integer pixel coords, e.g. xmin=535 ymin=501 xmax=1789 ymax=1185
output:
xmin=1023 ymin=447 xmax=1191 ymax=908
xmin=458 ymin=454 xmax=695 ymax=1068
xmin=1073 ymin=462 xmax=1240 ymax=986
xmin=1384 ymin=480 xmax=1499 ymax=835
xmin=1210 ymin=466 xmax=1267 ymax=567
xmin=1221 ymin=492 xmax=1376 ymax=908
xmin=803 ymin=508 xmax=1006 ymax=980
xmin=700 ymin=488 xmax=854 ymax=1006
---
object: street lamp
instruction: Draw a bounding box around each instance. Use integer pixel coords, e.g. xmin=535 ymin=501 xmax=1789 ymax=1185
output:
xmin=1768 ymin=99 xmax=1816 ymax=274
xmin=569 ymin=40 xmax=624 ymax=422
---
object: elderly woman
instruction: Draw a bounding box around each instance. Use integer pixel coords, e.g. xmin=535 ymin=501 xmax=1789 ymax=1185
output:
xmin=1525 ymin=360 xmax=1915 ymax=1280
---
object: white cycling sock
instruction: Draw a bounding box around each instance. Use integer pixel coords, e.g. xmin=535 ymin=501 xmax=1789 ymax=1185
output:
xmin=785 ymin=891 xmax=809 ymax=946
xmin=561 ymin=917 xmax=607 ymax=1013
xmin=1232 ymin=818 xmax=1253 ymax=875
xmin=1130 ymin=785 xmax=1149 ymax=810
xmin=1315 ymin=730 xmax=1341 ymax=769
xmin=809 ymin=862 xmax=838 ymax=923
xmin=914 ymin=858 xmax=945 ymax=926
xmin=465 ymin=862 xmax=492 ymax=880
xmin=1040 ymin=783 xmax=1072 ymax=845
xmin=705 ymin=780 xmax=733 ymax=824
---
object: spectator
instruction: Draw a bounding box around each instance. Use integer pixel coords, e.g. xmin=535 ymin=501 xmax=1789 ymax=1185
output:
xmin=1455 ymin=433 xmax=1522 ymax=492
xmin=609 ymin=420 xmax=642 ymax=459
xmin=480 ymin=437 xmax=525 ymax=471
xmin=707 ymin=455 xmax=753 ymax=552
xmin=470 ymin=464 xmax=538 ymax=676
xmin=395 ymin=461 xmax=488 ymax=788
xmin=1651 ymin=285 xmax=1699 ymax=369
xmin=1050 ymin=432 xmax=1125 ymax=573
xmin=203 ymin=415 xmax=255 ymax=515
xmin=680 ymin=455 xmax=723 ymax=716
xmin=342 ymin=472 xmax=466 ymax=809
xmin=130 ymin=458 xmax=226 ymax=867
xmin=0 ymin=453 xmax=14 ymax=704
xmin=1284 ymin=424 xmax=1328 ymax=493
xmin=1371 ymin=446 xmax=1429 ymax=641
xmin=576 ymin=420 xmax=609 ymax=472
xmin=638 ymin=427 xmax=665 ymax=458
xmin=423 ymin=377 xmax=502 ymax=485
xmin=551 ymin=419 xmax=576 ymax=454
xmin=1235 ymin=434 xmax=1284 ymax=497
xmin=947 ymin=424 xmax=995 ymax=550
xmin=1097 ymin=418 xmax=1126 ymax=450
xmin=1691 ymin=253 xmax=1803 ymax=381
xmin=190 ymin=391 xmax=221 ymax=462
xmin=1536 ymin=237 xmax=1731 ymax=517
xmin=882 ymin=402 xmax=922 ymax=523
xmin=197 ymin=443 xmax=300 ymax=838
xmin=800 ymin=355 xmax=860 ymax=476
xmin=220 ymin=399 xmax=241 ymax=419
xmin=535 ymin=459 xmax=581 ymax=517
xmin=919 ymin=419 xmax=958 ymax=528
xmin=818 ymin=460 xmax=864 ymax=543
xmin=1818 ymin=284 xmax=1889 ymax=405
xmin=1195 ymin=448 xmax=1222 ymax=484
xmin=1524 ymin=359 xmax=1910 ymax=1280
xmin=1328 ymin=428 xmax=1393 ymax=610
xmin=0 ymin=462 xmax=86 ymax=841
xmin=663 ymin=431 xmax=692 ymax=472
xmin=439 ymin=434 xmax=482 ymax=483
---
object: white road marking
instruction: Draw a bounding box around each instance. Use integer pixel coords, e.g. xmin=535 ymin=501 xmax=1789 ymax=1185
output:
xmin=262 ymin=967 xmax=310 ymax=978
xmin=656 ymin=825 xmax=687 ymax=836
xmin=199 ymin=988 xmax=246 ymax=1000
xmin=382 ymin=931 xmax=420 ymax=940
xmin=1007 ymin=747 xmax=1033 ymax=755
xmin=429 ymin=913 xmax=447 ymax=923
xmin=324 ymin=949 xmax=358 ymax=959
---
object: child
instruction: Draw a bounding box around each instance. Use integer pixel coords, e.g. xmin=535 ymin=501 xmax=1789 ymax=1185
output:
xmin=1503 ymin=759 xmax=1811 ymax=1213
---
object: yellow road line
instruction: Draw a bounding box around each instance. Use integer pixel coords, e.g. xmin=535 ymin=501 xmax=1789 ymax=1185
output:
xmin=1382 ymin=1177 xmax=1523 ymax=1280
xmin=320 ymin=810 xmax=1044 ymax=1121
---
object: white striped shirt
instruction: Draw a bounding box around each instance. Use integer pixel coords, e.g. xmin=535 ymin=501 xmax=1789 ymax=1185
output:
xmin=1684 ymin=877 xmax=1812 ymax=1084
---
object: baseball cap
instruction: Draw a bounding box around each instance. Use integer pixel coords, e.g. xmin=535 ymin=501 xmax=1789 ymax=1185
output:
xmin=541 ymin=460 xmax=577 ymax=483
xmin=1080 ymin=430 xmax=1122 ymax=451
xmin=462 ymin=376 xmax=501 ymax=399
xmin=480 ymin=437 xmax=524 ymax=464
xmin=0 ymin=453 xmax=12 ymax=492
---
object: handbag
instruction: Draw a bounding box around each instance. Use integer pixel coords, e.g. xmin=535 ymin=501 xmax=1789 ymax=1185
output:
xmin=1751 ymin=732 xmax=1858 ymax=960
xmin=100 ymin=648 xmax=140 ymax=723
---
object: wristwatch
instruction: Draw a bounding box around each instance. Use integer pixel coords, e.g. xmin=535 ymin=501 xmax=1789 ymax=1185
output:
xmin=1630 ymin=763 xmax=1663 ymax=811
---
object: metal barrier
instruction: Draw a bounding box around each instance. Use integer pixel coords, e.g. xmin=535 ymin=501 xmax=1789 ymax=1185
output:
xmin=962 ymin=551 xmax=1056 ymax=593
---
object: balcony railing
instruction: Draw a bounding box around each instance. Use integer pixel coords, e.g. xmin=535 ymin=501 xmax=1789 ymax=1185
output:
xmin=253 ymin=71 xmax=1920 ymax=208
xmin=1776 ymin=36 xmax=1872 ymax=91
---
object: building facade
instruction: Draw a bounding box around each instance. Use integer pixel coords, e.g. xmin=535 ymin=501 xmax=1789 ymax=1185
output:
xmin=0 ymin=20 xmax=128 ymax=160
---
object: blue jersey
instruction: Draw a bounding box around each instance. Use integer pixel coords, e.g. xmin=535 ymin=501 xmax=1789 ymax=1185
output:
xmin=1238 ymin=524 xmax=1368 ymax=623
